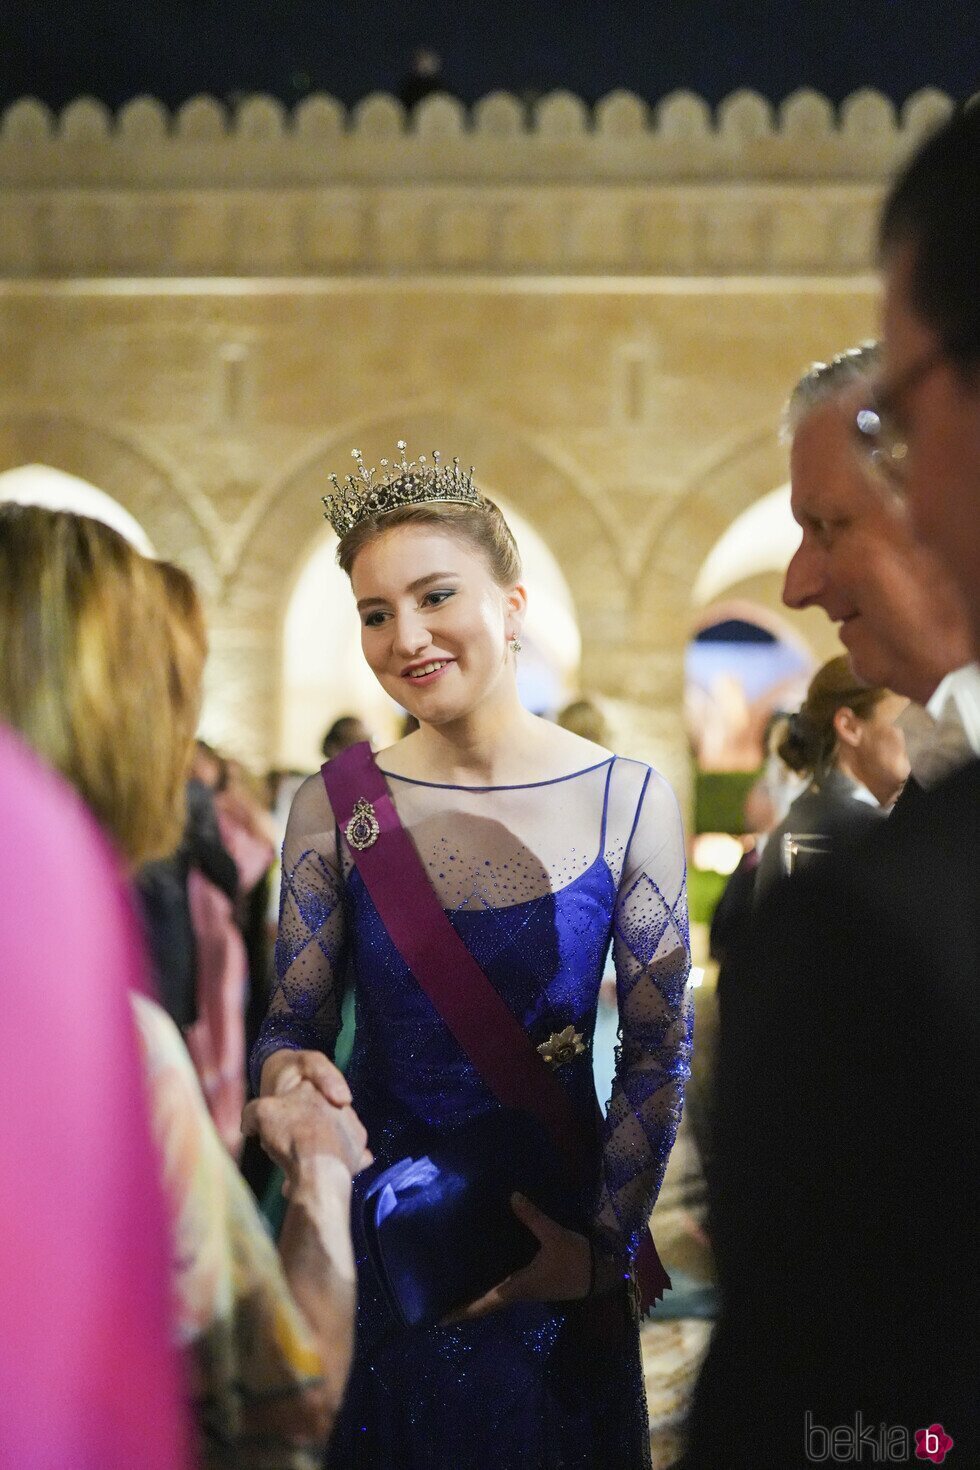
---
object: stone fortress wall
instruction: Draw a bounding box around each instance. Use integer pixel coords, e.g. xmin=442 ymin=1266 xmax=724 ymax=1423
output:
xmin=0 ymin=86 xmax=958 ymax=794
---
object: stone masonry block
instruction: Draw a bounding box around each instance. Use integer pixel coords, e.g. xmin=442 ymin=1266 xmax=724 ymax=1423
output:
xmin=0 ymin=199 xmax=38 ymax=271
xmin=768 ymin=199 xmax=831 ymax=270
xmin=371 ymin=197 xmax=430 ymax=268
xmin=564 ymin=200 xmax=632 ymax=269
xmin=635 ymin=196 xmax=703 ymax=271
xmin=697 ymin=199 xmax=766 ymax=271
xmin=433 ymin=204 xmax=494 ymax=267
xmin=230 ymin=198 xmax=297 ymax=271
xmin=172 ymin=196 xmax=230 ymax=270
xmin=303 ymin=196 xmax=366 ymax=267
xmin=498 ymin=199 xmax=567 ymax=268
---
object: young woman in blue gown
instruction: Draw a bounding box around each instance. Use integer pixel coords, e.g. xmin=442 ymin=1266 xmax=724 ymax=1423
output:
xmin=252 ymin=449 xmax=693 ymax=1469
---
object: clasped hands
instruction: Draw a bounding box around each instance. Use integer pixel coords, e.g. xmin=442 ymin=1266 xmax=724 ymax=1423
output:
xmin=245 ymin=1048 xmax=372 ymax=1196
xmin=250 ymin=1049 xmax=593 ymax=1317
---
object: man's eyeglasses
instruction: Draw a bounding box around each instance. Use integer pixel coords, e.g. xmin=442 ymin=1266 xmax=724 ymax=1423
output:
xmin=852 ymin=347 xmax=947 ymax=486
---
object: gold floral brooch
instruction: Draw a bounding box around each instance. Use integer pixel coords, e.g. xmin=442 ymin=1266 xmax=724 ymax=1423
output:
xmin=536 ymin=1025 xmax=586 ymax=1069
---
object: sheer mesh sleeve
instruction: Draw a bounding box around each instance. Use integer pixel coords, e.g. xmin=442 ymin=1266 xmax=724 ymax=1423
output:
xmin=594 ymin=766 xmax=693 ymax=1262
xmin=249 ymin=774 xmax=347 ymax=1093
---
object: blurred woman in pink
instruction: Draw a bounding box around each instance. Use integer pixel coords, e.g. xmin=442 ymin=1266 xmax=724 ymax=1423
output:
xmin=0 ymin=503 xmax=362 ymax=1468
xmin=0 ymin=723 xmax=190 ymax=1470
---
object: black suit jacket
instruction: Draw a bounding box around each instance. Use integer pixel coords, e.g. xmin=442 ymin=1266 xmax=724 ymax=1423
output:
xmin=683 ymin=759 xmax=980 ymax=1468
xmin=753 ymin=766 xmax=886 ymax=908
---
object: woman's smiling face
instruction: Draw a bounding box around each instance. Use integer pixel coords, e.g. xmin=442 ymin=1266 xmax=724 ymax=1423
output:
xmin=350 ymin=524 xmax=526 ymax=724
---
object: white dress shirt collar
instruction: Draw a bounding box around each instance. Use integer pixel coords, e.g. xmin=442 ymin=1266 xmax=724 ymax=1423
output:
xmin=897 ymin=662 xmax=980 ymax=789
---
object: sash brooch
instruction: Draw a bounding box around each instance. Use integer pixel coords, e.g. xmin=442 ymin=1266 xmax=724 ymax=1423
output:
xmin=346 ymin=797 xmax=380 ymax=851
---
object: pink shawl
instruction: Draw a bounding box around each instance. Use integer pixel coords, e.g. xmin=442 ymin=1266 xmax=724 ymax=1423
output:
xmin=185 ymin=868 xmax=248 ymax=1156
xmin=185 ymin=802 xmax=274 ymax=1156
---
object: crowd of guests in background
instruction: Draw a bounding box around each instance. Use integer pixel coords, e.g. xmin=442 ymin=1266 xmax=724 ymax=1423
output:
xmin=0 ymin=101 xmax=977 ymax=1469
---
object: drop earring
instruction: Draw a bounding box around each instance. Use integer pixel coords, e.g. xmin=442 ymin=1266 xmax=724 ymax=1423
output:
xmin=510 ymin=637 xmax=523 ymax=655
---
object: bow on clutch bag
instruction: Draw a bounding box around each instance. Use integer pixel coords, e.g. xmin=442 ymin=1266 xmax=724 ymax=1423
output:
xmin=362 ymin=1109 xmax=583 ymax=1331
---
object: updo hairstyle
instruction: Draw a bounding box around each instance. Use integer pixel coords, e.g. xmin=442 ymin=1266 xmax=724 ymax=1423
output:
xmin=337 ymin=500 xmax=522 ymax=587
xmin=777 ymin=655 xmax=890 ymax=779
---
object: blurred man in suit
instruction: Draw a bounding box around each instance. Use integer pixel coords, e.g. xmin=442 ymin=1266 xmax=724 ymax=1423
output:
xmin=782 ymin=345 xmax=977 ymax=792
xmin=682 ymin=106 xmax=980 ymax=1468
xmin=875 ymin=105 xmax=980 ymax=655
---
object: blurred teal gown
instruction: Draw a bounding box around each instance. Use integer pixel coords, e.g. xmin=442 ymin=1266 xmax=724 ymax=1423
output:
xmin=252 ymin=755 xmax=693 ymax=1470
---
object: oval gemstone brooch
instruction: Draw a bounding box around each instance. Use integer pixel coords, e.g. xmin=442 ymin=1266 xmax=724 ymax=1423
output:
xmin=345 ymin=797 xmax=380 ymax=851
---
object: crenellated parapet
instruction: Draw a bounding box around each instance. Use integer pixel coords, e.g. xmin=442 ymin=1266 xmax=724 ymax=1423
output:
xmin=0 ymin=86 xmax=958 ymax=148
xmin=0 ymin=87 xmax=960 ymax=276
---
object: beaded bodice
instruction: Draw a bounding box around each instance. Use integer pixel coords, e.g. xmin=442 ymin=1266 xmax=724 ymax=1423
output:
xmin=253 ymin=755 xmax=692 ymax=1261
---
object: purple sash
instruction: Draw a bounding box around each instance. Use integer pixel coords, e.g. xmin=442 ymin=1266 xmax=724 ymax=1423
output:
xmin=322 ymin=741 xmax=669 ymax=1308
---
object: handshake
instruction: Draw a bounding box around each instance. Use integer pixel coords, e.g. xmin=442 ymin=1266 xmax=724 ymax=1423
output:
xmin=244 ymin=1049 xmax=372 ymax=1201
xmin=243 ymin=1049 xmax=370 ymax=1419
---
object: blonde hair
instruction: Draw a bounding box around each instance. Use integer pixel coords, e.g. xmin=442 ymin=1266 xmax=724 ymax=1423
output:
xmin=155 ymin=557 xmax=207 ymax=759
xmin=337 ymin=500 xmax=522 ymax=585
xmin=0 ymin=504 xmax=204 ymax=867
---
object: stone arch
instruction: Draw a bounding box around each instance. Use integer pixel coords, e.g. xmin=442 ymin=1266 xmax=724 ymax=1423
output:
xmin=234 ymin=406 xmax=620 ymax=638
xmin=602 ymin=425 xmax=794 ymax=806
xmin=0 ymin=411 xmax=215 ymax=592
xmin=685 ymin=598 xmax=815 ymax=776
xmin=635 ymin=423 xmax=790 ymax=627
xmin=690 ymin=595 xmax=814 ymax=656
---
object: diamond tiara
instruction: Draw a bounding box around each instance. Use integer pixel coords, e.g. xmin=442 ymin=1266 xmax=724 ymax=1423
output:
xmin=322 ymin=440 xmax=487 ymax=539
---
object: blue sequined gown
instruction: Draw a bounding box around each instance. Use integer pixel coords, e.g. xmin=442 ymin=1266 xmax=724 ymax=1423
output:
xmin=253 ymin=755 xmax=692 ymax=1470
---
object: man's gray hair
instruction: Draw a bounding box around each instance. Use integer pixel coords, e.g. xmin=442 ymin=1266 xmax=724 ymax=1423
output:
xmin=782 ymin=341 xmax=881 ymax=441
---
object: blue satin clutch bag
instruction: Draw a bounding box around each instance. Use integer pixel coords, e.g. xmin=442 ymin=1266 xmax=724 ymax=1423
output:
xmin=362 ymin=1109 xmax=578 ymax=1330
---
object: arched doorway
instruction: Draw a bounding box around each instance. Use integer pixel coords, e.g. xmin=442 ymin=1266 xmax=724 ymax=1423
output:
xmin=685 ymin=482 xmax=826 ymax=892
xmin=0 ymin=464 xmax=155 ymax=552
xmin=686 ymin=605 xmax=814 ymax=777
xmin=691 ymin=483 xmax=798 ymax=608
xmin=278 ymin=500 xmax=581 ymax=769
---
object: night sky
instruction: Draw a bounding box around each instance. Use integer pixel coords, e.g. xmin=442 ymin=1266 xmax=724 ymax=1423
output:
xmin=2 ymin=0 xmax=976 ymax=112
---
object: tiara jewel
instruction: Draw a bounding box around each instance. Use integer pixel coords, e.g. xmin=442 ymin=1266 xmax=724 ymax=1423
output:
xmin=322 ymin=440 xmax=486 ymax=538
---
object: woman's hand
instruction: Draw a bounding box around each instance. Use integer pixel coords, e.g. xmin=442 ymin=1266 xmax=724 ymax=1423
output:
xmin=445 ymin=1194 xmax=592 ymax=1323
xmin=260 ymin=1047 xmax=352 ymax=1107
xmin=243 ymin=1079 xmax=371 ymax=1181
